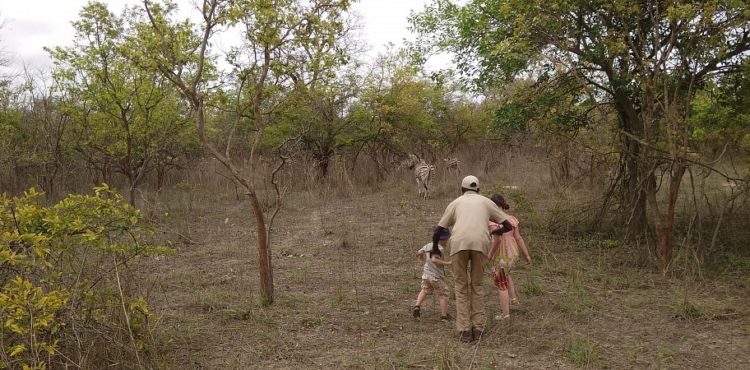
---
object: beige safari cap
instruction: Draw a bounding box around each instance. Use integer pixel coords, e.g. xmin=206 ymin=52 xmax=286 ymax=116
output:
xmin=461 ymin=175 xmax=479 ymax=191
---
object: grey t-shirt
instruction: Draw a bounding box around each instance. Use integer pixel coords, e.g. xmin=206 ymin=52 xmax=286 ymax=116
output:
xmin=420 ymin=243 xmax=446 ymax=280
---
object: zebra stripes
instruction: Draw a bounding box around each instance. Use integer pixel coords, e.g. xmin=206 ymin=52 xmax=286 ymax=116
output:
xmin=404 ymin=154 xmax=435 ymax=199
xmin=443 ymin=157 xmax=461 ymax=174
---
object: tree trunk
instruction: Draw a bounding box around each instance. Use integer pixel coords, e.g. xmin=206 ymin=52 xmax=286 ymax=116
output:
xmin=614 ymin=96 xmax=649 ymax=239
xmin=42 ymin=160 xmax=60 ymax=201
xmin=242 ymin=181 xmax=273 ymax=305
xmin=129 ymin=185 xmax=136 ymax=207
xmin=625 ymin=137 xmax=649 ymax=237
xmin=126 ymin=169 xmax=136 ymax=207
xmin=156 ymin=165 xmax=165 ymax=191
xmin=317 ymin=153 xmax=331 ymax=178
xmin=653 ymin=162 xmax=687 ymax=271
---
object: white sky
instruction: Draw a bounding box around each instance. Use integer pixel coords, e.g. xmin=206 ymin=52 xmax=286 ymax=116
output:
xmin=0 ymin=0 xmax=444 ymax=73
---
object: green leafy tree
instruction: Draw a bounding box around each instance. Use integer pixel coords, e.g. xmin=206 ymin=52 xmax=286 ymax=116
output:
xmin=412 ymin=0 xmax=750 ymax=269
xmin=691 ymin=60 xmax=750 ymax=156
xmin=48 ymin=1 xmax=196 ymax=205
xmin=487 ymin=75 xmax=613 ymax=188
xmin=0 ymin=89 xmax=26 ymax=191
xmin=689 ymin=60 xmax=750 ymax=254
xmin=283 ymin=67 xmax=363 ymax=178
xmin=0 ymin=63 xmax=37 ymax=193
xmin=354 ymin=51 xmax=452 ymax=170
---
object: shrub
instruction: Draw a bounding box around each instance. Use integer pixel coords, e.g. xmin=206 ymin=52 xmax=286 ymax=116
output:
xmin=520 ymin=278 xmax=545 ymax=297
xmin=565 ymin=334 xmax=600 ymax=367
xmin=0 ymin=185 xmax=169 ymax=369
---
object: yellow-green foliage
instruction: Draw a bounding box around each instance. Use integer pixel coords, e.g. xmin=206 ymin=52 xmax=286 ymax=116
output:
xmin=0 ymin=185 xmax=169 ymax=368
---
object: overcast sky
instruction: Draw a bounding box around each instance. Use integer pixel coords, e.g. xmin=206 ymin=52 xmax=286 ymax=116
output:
xmin=0 ymin=0 xmax=440 ymax=73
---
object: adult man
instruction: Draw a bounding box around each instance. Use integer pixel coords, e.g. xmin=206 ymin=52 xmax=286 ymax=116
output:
xmin=432 ymin=175 xmax=513 ymax=343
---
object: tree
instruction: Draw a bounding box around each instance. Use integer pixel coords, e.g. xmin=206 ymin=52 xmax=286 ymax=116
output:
xmin=0 ymin=85 xmax=26 ymax=191
xmin=240 ymin=3 xmax=361 ymax=179
xmin=691 ymin=59 xmax=750 ymax=157
xmin=352 ymin=50 xmax=454 ymax=173
xmin=15 ymin=69 xmax=75 ymax=200
xmin=689 ymin=60 xmax=750 ymax=256
xmin=48 ymin=1 xmax=195 ymax=205
xmin=485 ymin=74 xmax=615 ymax=188
xmin=411 ymin=0 xmax=750 ymax=269
xmin=133 ymin=0 xmax=353 ymax=304
xmin=283 ymin=67 xmax=363 ymax=178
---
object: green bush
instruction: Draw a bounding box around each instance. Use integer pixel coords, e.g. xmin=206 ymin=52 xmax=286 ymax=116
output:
xmin=0 ymin=185 xmax=169 ymax=369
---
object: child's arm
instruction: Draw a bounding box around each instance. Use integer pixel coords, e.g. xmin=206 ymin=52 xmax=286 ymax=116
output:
xmin=513 ymin=226 xmax=531 ymax=263
xmin=430 ymin=255 xmax=452 ymax=266
xmin=416 ymin=249 xmax=426 ymax=263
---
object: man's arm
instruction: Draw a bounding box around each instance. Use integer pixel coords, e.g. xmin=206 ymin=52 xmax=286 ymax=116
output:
xmin=490 ymin=220 xmax=514 ymax=235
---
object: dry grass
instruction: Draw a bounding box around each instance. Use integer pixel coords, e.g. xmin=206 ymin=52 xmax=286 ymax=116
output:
xmin=135 ymin=156 xmax=750 ymax=369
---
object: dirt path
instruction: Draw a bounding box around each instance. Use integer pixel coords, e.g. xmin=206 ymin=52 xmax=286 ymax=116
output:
xmin=146 ymin=187 xmax=750 ymax=369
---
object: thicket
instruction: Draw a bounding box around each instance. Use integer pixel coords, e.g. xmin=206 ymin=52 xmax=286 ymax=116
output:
xmin=0 ymin=185 xmax=167 ymax=368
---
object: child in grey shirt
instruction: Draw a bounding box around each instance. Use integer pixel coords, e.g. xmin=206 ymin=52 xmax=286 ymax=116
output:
xmin=413 ymin=229 xmax=452 ymax=321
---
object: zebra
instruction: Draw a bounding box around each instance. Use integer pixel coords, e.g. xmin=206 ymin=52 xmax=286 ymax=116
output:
xmin=404 ymin=154 xmax=435 ymax=199
xmin=443 ymin=157 xmax=461 ymax=174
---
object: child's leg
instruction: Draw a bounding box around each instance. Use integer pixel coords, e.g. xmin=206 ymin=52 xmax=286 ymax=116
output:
xmin=492 ymin=270 xmax=510 ymax=317
xmin=439 ymin=296 xmax=449 ymax=316
xmin=416 ymin=278 xmax=433 ymax=307
xmin=436 ymin=279 xmax=449 ymax=317
xmin=415 ymin=289 xmax=427 ymax=307
xmin=508 ymin=275 xmax=519 ymax=304
xmin=497 ymin=288 xmax=510 ymax=317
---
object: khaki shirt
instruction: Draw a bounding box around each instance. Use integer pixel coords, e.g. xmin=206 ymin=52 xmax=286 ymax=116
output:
xmin=437 ymin=192 xmax=509 ymax=256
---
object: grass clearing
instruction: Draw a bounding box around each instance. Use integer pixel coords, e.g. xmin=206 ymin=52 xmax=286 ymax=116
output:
xmin=141 ymin=170 xmax=750 ymax=369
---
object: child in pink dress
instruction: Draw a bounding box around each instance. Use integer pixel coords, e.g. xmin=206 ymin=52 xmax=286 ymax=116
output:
xmin=488 ymin=193 xmax=531 ymax=320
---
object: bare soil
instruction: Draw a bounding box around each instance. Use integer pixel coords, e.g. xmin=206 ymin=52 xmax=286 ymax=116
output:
xmin=143 ymin=177 xmax=750 ymax=369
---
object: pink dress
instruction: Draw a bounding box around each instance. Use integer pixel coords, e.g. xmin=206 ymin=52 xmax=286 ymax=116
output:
xmin=488 ymin=215 xmax=520 ymax=290
xmin=488 ymin=215 xmax=520 ymax=264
